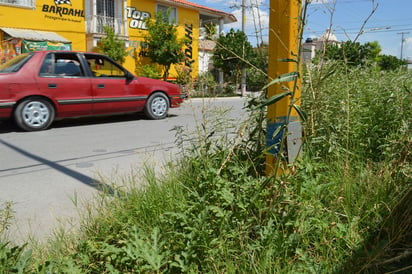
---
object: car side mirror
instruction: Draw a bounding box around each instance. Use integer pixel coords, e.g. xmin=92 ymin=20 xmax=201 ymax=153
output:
xmin=126 ymin=71 xmax=135 ymax=80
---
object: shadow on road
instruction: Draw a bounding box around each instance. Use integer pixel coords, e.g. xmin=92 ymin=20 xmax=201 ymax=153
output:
xmin=0 ymin=112 xmax=179 ymax=133
xmin=0 ymin=138 xmax=115 ymax=194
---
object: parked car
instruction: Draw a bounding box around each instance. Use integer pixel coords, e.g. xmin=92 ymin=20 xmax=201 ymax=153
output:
xmin=0 ymin=51 xmax=186 ymax=131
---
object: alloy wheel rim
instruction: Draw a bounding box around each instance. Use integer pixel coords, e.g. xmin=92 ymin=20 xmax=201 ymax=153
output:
xmin=22 ymin=101 xmax=50 ymax=127
xmin=151 ymin=97 xmax=167 ymax=116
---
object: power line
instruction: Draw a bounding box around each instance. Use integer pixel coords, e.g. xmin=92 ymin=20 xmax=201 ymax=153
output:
xmin=306 ymin=27 xmax=412 ymax=35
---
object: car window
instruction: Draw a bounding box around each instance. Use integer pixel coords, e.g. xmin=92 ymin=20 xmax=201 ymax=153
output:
xmin=40 ymin=53 xmax=84 ymax=77
xmin=84 ymin=54 xmax=126 ymax=78
xmin=0 ymin=53 xmax=33 ymax=73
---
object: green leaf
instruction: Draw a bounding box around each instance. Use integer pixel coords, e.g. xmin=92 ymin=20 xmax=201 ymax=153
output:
xmin=262 ymin=71 xmax=299 ymax=90
xmin=278 ymin=58 xmax=298 ymax=63
xmin=254 ymin=91 xmax=292 ymax=109
xmin=292 ymin=104 xmax=308 ymax=122
xmin=271 ymin=124 xmax=286 ymax=139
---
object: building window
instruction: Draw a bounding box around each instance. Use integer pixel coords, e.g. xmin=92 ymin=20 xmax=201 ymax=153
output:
xmin=86 ymin=0 xmax=125 ymax=37
xmin=156 ymin=4 xmax=177 ymax=24
xmin=0 ymin=0 xmax=35 ymax=8
xmin=96 ymin=0 xmax=116 ymax=33
xmin=97 ymin=0 xmax=115 ymax=18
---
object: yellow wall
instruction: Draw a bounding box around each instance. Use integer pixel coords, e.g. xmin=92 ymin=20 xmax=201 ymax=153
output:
xmin=125 ymin=0 xmax=199 ymax=79
xmin=0 ymin=0 xmax=86 ymax=50
xmin=0 ymin=0 xmax=200 ymax=78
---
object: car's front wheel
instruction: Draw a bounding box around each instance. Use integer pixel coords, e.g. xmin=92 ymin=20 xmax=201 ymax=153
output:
xmin=144 ymin=92 xmax=169 ymax=119
xmin=14 ymin=98 xmax=55 ymax=131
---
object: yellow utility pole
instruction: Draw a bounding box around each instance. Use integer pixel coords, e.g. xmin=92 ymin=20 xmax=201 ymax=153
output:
xmin=266 ymin=0 xmax=302 ymax=175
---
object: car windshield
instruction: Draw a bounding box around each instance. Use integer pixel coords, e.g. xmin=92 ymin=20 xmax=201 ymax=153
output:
xmin=0 ymin=53 xmax=33 ymax=73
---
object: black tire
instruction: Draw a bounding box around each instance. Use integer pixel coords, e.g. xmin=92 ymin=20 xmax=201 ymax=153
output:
xmin=14 ymin=97 xmax=55 ymax=131
xmin=144 ymin=92 xmax=169 ymax=120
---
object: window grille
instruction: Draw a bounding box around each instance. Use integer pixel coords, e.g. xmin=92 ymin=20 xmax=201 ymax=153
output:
xmin=96 ymin=0 xmax=116 ymax=33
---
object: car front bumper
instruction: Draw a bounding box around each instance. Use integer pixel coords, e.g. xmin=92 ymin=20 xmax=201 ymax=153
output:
xmin=169 ymin=94 xmax=186 ymax=108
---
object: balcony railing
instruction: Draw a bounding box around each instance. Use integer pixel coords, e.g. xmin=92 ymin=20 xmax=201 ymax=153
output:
xmin=86 ymin=15 xmax=126 ymax=36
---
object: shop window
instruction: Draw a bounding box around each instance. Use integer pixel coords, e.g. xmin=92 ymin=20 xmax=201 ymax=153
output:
xmin=0 ymin=0 xmax=35 ymax=8
xmin=156 ymin=4 xmax=177 ymax=24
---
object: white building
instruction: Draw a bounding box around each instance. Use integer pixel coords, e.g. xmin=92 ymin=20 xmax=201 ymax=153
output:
xmin=198 ymin=39 xmax=216 ymax=74
xmin=302 ymin=29 xmax=340 ymax=63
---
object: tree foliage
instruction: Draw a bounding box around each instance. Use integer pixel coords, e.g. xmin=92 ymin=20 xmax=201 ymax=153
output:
xmin=247 ymin=45 xmax=268 ymax=91
xmin=322 ymin=40 xmax=405 ymax=70
xmin=323 ymin=40 xmax=381 ymax=67
xmin=98 ymin=26 xmax=128 ymax=64
xmin=378 ymin=54 xmax=407 ymax=71
xmin=144 ymin=10 xmax=188 ymax=81
xmin=212 ymin=29 xmax=257 ymax=83
xmin=203 ymin=23 xmax=217 ymax=40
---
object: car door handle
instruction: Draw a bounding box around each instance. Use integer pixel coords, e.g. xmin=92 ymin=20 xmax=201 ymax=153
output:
xmin=97 ymin=84 xmax=105 ymax=88
xmin=48 ymin=83 xmax=57 ymax=88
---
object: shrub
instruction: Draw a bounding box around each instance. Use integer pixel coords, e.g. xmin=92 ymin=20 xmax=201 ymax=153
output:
xmin=138 ymin=64 xmax=161 ymax=79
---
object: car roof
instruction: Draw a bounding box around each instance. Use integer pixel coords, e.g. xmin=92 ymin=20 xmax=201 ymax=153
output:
xmin=32 ymin=50 xmax=105 ymax=56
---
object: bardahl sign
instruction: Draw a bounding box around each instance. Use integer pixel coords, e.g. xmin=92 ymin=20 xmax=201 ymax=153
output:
xmin=42 ymin=0 xmax=84 ymax=18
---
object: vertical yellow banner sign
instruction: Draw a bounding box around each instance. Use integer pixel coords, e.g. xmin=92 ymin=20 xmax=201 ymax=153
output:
xmin=266 ymin=0 xmax=302 ymax=175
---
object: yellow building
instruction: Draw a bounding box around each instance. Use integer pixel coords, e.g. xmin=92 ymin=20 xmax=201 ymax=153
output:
xmin=0 ymin=0 xmax=236 ymax=79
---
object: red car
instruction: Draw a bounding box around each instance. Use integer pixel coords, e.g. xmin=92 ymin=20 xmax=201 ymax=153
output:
xmin=0 ymin=51 xmax=185 ymax=131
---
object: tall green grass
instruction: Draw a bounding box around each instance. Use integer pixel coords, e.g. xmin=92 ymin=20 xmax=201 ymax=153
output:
xmin=1 ymin=65 xmax=410 ymax=273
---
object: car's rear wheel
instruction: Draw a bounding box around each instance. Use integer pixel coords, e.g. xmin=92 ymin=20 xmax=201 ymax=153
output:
xmin=14 ymin=98 xmax=55 ymax=131
xmin=144 ymin=92 xmax=169 ymax=119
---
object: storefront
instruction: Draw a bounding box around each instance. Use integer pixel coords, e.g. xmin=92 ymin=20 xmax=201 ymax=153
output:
xmin=0 ymin=0 xmax=236 ymax=79
xmin=0 ymin=27 xmax=71 ymax=63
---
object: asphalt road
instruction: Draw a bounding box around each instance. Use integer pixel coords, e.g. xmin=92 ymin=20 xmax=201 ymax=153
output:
xmin=0 ymin=97 xmax=248 ymax=243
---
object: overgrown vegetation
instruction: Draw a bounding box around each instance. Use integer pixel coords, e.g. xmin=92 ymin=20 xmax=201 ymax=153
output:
xmin=1 ymin=62 xmax=410 ymax=273
xmin=1 ymin=1 xmax=411 ymax=273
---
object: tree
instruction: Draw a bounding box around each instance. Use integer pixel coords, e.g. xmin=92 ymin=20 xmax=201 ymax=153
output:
xmin=363 ymin=41 xmax=381 ymax=63
xmin=98 ymin=26 xmax=128 ymax=64
xmin=322 ymin=40 xmax=406 ymax=70
xmin=378 ymin=55 xmax=407 ymax=71
xmin=144 ymin=10 xmax=188 ymax=81
xmin=247 ymin=44 xmax=268 ymax=91
xmin=212 ymin=29 xmax=257 ymax=84
xmin=203 ymin=23 xmax=217 ymax=39
xmin=323 ymin=40 xmax=381 ymax=67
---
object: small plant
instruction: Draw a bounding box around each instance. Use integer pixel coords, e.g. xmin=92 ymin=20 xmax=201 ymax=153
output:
xmin=0 ymin=242 xmax=34 ymax=273
xmin=98 ymin=26 xmax=128 ymax=64
xmin=174 ymin=64 xmax=193 ymax=96
xmin=0 ymin=201 xmax=15 ymax=242
xmin=193 ymin=72 xmax=217 ymax=97
xmin=138 ymin=64 xmax=161 ymax=79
